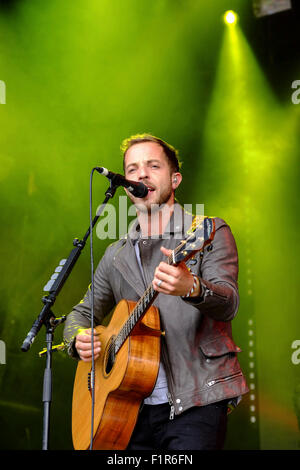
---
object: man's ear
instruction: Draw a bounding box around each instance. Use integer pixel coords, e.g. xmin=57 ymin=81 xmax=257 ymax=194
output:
xmin=172 ymin=172 xmax=182 ymax=190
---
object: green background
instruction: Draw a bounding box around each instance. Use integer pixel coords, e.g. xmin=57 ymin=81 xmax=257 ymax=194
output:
xmin=0 ymin=0 xmax=299 ymax=450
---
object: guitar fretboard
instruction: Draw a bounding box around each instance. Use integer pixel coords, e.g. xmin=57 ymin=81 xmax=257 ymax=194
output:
xmin=113 ymin=246 xmax=181 ymax=354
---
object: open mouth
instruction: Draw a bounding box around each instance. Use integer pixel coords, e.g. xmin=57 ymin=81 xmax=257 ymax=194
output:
xmin=146 ymin=185 xmax=155 ymax=193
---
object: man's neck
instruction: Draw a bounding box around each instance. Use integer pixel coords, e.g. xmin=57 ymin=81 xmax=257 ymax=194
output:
xmin=137 ymin=201 xmax=175 ymax=237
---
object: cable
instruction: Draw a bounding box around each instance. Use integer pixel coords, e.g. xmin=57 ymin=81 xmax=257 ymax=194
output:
xmin=89 ymin=168 xmax=96 ymax=450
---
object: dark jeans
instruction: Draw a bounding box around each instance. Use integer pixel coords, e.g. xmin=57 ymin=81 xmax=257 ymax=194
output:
xmin=127 ymin=401 xmax=228 ymax=450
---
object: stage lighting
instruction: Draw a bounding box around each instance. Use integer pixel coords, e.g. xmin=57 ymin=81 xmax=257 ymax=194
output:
xmin=224 ymin=10 xmax=238 ymax=25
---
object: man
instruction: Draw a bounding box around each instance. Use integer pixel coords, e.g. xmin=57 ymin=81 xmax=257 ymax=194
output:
xmin=64 ymin=134 xmax=248 ymax=450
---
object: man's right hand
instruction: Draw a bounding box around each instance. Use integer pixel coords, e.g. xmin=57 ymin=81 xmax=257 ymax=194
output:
xmin=75 ymin=328 xmax=101 ymax=362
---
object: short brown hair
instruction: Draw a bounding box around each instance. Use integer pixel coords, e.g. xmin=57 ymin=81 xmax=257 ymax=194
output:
xmin=121 ymin=133 xmax=181 ymax=173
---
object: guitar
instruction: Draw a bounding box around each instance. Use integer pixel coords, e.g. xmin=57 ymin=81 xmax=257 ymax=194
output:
xmin=72 ymin=216 xmax=215 ymax=450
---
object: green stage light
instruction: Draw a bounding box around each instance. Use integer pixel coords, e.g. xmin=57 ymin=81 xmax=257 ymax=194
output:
xmin=202 ymin=16 xmax=300 ymax=449
xmin=224 ymin=10 xmax=238 ymax=25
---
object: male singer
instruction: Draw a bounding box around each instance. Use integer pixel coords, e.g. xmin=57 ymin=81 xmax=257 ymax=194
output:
xmin=64 ymin=134 xmax=248 ymax=450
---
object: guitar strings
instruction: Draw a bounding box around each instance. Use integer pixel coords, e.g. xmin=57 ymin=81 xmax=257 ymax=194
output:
xmin=108 ymin=240 xmax=186 ymax=358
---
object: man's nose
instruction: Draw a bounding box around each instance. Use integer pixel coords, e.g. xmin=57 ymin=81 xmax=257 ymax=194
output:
xmin=137 ymin=166 xmax=149 ymax=180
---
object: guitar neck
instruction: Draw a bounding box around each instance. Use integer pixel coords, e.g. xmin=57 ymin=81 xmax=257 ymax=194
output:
xmin=114 ymin=249 xmax=178 ymax=354
xmin=114 ymin=237 xmax=193 ymax=355
xmin=113 ymin=283 xmax=157 ymax=355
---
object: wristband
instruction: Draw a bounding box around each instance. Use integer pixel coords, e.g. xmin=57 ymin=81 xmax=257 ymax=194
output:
xmin=182 ymin=273 xmax=198 ymax=298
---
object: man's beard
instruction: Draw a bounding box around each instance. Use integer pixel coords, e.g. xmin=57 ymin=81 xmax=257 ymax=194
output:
xmin=134 ymin=185 xmax=173 ymax=214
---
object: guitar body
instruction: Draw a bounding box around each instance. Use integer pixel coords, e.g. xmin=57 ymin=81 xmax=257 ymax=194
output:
xmin=72 ymin=299 xmax=162 ymax=450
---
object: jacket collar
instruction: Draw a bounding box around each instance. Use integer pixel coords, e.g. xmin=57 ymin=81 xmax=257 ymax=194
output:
xmin=126 ymin=201 xmax=195 ymax=241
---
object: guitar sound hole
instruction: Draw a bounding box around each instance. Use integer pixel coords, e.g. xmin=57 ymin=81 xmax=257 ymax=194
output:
xmin=105 ymin=351 xmax=115 ymax=374
xmin=104 ymin=338 xmax=116 ymax=375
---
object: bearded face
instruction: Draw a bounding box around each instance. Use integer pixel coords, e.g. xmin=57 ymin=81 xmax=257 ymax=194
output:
xmin=124 ymin=141 xmax=181 ymax=214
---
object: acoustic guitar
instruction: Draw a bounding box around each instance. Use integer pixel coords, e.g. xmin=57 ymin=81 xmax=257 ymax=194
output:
xmin=72 ymin=216 xmax=215 ymax=450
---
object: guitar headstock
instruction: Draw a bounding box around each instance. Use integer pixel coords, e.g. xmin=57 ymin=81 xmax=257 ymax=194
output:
xmin=172 ymin=217 xmax=216 ymax=265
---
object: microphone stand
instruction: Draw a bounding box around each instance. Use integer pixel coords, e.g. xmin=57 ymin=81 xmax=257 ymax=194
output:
xmin=21 ymin=179 xmax=118 ymax=450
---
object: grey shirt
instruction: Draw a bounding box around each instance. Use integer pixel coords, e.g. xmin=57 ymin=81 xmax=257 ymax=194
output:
xmin=134 ymin=239 xmax=169 ymax=404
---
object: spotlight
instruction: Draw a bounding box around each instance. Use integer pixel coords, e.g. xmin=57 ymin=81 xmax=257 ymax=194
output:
xmin=224 ymin=10 xmax=238 ymax=25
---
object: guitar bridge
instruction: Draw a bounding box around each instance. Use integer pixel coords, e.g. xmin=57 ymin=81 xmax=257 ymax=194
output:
xmin=87 ymin=370 xmax=94 ymax=391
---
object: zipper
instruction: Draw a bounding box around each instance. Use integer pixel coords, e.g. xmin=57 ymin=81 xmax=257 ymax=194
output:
xmin=167 ymin=392 xmax=175 ymax=420
xmin=162 ymin=337 xmax=176 ymax=421
xmin=207 ymin=371 xmax=243 ymax=387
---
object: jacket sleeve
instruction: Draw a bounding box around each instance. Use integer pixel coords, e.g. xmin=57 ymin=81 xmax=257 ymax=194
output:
xmin=184 ymin=218 xmax=239 ymax=322
xmin=63 ymin=243 xmax=116 ymax=357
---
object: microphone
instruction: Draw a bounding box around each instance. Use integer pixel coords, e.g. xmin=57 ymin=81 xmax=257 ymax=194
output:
xmin=95 ymin=167 xmax=148 ymax=198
